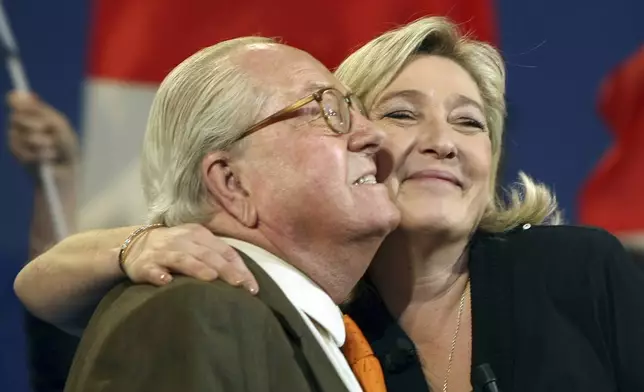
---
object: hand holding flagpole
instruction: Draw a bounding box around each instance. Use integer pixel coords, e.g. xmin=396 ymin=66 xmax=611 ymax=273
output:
xmin=0 ymin=2 xmax=68 ymax=241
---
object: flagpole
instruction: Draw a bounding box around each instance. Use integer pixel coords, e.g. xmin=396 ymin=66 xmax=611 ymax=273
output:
xmin=0 ymin=2 xmax=69 ymax=242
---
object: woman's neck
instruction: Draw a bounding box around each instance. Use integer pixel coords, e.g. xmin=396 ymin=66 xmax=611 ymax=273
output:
xmin=368 ymin=229 xmax=471 ymax=319
xmin=368 ymin=229 xmax=474 ymax=392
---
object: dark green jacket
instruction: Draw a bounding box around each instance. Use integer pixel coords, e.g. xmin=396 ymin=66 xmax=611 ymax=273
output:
xmin=64 ymin=253 xmax=349 ymax=392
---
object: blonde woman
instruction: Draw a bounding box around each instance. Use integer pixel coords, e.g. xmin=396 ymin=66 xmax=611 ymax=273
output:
xmin=15 ymin=17 xmax=644 ymax=391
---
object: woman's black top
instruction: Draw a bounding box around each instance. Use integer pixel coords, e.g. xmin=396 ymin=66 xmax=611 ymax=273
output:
xmin=345 ymin=225 xmax=644 ymax=392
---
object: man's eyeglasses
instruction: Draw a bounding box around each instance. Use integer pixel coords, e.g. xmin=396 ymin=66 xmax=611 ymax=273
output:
xmin=234 ymin=87 xmax=368 ymax=142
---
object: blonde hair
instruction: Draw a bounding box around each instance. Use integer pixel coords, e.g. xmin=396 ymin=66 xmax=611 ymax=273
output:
xmin=335 ymin=17 xmax=561 ymax=232
xmin=141 ymin=36 xmax=276 ymax=226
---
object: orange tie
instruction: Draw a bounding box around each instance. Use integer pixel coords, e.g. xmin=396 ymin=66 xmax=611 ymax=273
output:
xmin=342 ymin=315 xmax=387 ymax=392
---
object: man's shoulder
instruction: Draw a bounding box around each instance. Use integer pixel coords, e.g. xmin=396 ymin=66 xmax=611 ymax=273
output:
xmin=67 ymin=279 xmax=326 ymax=392
xmin=91 ymin=277 xmax=272 ymax=334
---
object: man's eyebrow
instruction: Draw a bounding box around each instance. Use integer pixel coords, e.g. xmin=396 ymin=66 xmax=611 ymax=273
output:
xmin=296 ymin=81 xmax=353 ymax=98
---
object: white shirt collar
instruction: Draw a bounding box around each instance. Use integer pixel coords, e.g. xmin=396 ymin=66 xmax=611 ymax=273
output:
xmin=220 ymin=237 xmax=346 ymax=347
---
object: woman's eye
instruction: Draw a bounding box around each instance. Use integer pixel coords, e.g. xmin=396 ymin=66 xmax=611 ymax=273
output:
xmin=455 ymin=118 xmax=486 ymax=130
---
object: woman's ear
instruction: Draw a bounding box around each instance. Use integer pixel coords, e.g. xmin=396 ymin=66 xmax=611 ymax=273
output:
xmin=201 ymin=151 xmax=258 ymax=227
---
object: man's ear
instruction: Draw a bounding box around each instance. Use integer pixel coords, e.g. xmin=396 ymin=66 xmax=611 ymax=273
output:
xmin=201 ymin=151 xmax=258 ymax=228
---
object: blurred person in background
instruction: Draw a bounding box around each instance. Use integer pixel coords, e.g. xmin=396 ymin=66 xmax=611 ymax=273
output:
xmin=579 ymin=45 xmax=644 ymax=269
xmin=7 ymin=91 xmax=78 ymax=256
xmin=7 ymin=91 xmax=80 ymax=392
xmin=14 ymin=17 xmax=644 ymax=391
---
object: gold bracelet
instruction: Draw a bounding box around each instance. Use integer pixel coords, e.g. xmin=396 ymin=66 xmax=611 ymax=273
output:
xmin=118 ymin=223 xmax=165 ymax=274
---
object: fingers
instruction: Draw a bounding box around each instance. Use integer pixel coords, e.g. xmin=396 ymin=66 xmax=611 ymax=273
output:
xmin=195 ymin=243 xmax=259 ymax=294
xmin=130 ymin=250 xmax=219 ymax=284
xmin=140 ymin=265 xmax=175 ymax=286
xmin=188 ymin=224 xmax=259 ymax=294
xmin=10 ymin=121 xmax=56 ymax=161
xmin=121 ymin=224 xmax=260 ymax=294
xmin=9 ymin=131 xmax=58 ymax=163
xmin=6 ymin=91 xmax=41 ymax=112
xmin=7 ymin=90 xmax=78 ymax=166
xmin=165 ymin=250 xmax=221 ymax=281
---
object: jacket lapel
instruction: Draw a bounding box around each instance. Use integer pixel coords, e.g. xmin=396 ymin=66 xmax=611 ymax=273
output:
xmin=469 ymin=232 xmax=516 ymax=391
xmin=237 ymin=250 xmax=349 ymax=392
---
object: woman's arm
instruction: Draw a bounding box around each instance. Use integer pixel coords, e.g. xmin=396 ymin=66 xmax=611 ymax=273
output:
xmin=15 ymin=226 xmax=133 ymax=334
xmin=13 ymin=224 xmax=257 ymax=335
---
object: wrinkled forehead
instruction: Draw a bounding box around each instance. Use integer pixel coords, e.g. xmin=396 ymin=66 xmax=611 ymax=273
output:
xmin=238 ymin=44 xmax=348 ymax=101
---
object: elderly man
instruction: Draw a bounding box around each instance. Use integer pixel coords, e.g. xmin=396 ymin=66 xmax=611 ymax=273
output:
xmin=62 ymin=36 xmax=399 ymax=392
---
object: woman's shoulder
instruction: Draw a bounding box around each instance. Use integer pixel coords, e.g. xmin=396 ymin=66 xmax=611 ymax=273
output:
xmin=483 ymin=224 xmax=622 ymax=253
xmin=511 ymin=223 xmax=616 ymax=239
xmin=470 ymin=225 xmax=640 ymax=318
xmin=473 ymin=224 xmax=627 ymax=275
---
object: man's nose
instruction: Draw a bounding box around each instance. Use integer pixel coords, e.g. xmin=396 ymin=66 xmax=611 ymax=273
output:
xmin=347 ymin=113 xmax=386 ymax=156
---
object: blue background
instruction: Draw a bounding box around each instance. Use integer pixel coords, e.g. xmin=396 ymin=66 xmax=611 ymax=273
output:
xmin=0 ymin=1 xmax=642 ymax=390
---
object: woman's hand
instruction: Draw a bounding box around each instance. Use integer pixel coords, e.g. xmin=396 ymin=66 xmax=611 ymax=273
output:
xmin=7 ymin=91 xmax=78 ymax=173
xmin=122 ymin=224 xmax=259 ymax=294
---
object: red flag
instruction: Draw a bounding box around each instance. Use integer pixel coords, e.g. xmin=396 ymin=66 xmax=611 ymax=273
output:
xmin=87 ymin=0 xmax=497 ymax=82
xmin=579 ymin=45 xmax=644 ymax=235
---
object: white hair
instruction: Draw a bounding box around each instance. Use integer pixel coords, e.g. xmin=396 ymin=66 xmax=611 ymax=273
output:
xmin=141 ymin=36 xmax=276 ymax=226
xmin=335 ymin=17 xmax=561 ymax=232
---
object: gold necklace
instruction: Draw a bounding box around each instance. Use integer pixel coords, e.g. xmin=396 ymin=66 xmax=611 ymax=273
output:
xmin=442 ymin=278 xmax=470 ymax=392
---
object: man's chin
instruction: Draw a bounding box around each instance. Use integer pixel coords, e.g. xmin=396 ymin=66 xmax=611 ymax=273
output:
xmin=383 ymin=208 xmax=402 ymax=234
xmin=361 ymin=210 xmax=401 ymax=243
xmin=346 ymin=184 xmax=400 ymax=236
xmin=351 ymin=183 xmax=396 ymax=211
